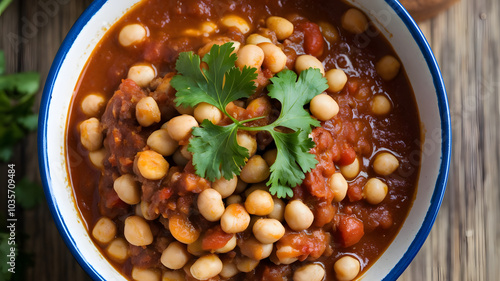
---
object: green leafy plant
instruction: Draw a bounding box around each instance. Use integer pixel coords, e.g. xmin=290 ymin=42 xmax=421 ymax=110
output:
xmin=0 ymin=50 xmax=40 ymax=162
xmin=0 ymin=0 xmax=13 ymax=16
xmin=171 ymin=43 xmax=328 ymax=198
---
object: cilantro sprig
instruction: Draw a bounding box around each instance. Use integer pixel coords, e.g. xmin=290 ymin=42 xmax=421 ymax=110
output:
xmin=0 ymin=50 xmax=40 ymax=162
xmin=171 ymin=43 xmax=328 ymax=198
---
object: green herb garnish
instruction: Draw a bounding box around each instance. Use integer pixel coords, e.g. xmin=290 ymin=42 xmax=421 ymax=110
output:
xmin=171 ymin=43 xmax=328 ymax=198
xmin=0 ymin=0 xmax=13 ymax=16
xmin=0 ymin=50 xmax=40 ymax=162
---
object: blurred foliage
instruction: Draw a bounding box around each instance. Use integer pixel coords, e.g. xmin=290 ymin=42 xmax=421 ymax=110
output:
xmin=0 ymin=50 xmax=40 ymax=162
xmin=0 ymin=0 xmax=13 ymax=16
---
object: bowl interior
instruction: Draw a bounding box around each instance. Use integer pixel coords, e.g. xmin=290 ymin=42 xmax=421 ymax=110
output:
xmin=38 ymin=0 xmax=450 ymax=280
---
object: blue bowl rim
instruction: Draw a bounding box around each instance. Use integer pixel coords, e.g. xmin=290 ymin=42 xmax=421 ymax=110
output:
xmin=38 ymin=0 xmax=451 ymax=280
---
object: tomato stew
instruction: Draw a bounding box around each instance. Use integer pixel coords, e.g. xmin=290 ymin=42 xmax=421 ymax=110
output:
xmin=66 ymin=0 xmax=421 ymax=280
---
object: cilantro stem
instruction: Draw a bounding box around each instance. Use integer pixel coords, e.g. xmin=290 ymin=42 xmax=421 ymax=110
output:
xmin=239 ymin=116 xmax=266 ymax=124
xmin=223 ymin=109 xmax=241 ymax=126
xmin=238 ymin=124 xmax=274 ymax=132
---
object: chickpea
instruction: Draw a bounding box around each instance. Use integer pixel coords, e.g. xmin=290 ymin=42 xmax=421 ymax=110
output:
xmin=294 ymin=264 xmax=326 ymax=281
xmin=236 ymin=132 xmax=257 ymax=157
xmin=240 ymin=155 xmax=270 ymax=183
xmin=212 ymin=175 xmax=238 ymax=198
xmin=88 ymin=148 xmax=106 ymax=169
xmin=245 ymin=190 xmax=274 ymax=216
xmin=373 ymin=152 xmax=399 ymax=175
xmin=253 ymin=218 xmax=285 ymax=244
xmin=275 ymin=245 xmax=299 ymax=264
xmin=326 ymin=69 xmax=348 ymax=92
xmin=221 ymin=204 xmax=251 ymax=233
xmin=220 ymin=260 xmax=239 ymax=278
xmin=199 ymin=39 xmax=241 ymax=58
xmin=140 ymin=200 xmax=159 ymax=220
xmin=128 ymin=65 xmax=156 ymax=88
xmin=310 ymin=93 xmax=339 ymax=121
xmin=124 ymin=216 xmax=153 ymax=246
xmin=244 ymin=183 xmax=267 ymax=198
xmin=92 ymin=217 xmax=116 ymax=244
xmin=318 ymin=21 xmax=340 ymax=43
xmin=328 ymin=173 xmax=348 ymax=202
xmin=197 ymin=189 xmax=225 ymax=222
xmin=174 ymin=104 xmax=194 ymax=115
xmin=268 ymin=198 xmax=285 ymax=221
xmin=118 ymin=24 xmax=147 ymax=47
xmin=169 ymin=215 xmax=201 ymax=244
xmin=131 ymin=267 xmax=161 ymax=281
xmin=201 ymin=22 xmax=217 ymax=35
xmin=363 ymin=178 xmax=389 ymax=205
xmin=246 ymin=34 xmax=272 ymax=45
xmin=226 ymin=194 xmax=243 ymax=205
xmin=161 ymin=241 xmax=191 ymax=270
xmin=173 ymin=148 xmax=189 ymax=167
xmin=113 ymin=174 xmax=141 ymax=205
xmin=230 ymin=41 xmax=242 ymax=54
xmin=334 ymin=256 xmax=361 ymax=281
xmin=190 ymin=254 xmax=223 ymax=280
xmin=240 ymin=236 xmax=273 ymax=260
xmin=136 ymin=97 xmax=161 ymax=128
xmin=342 ymin=8 xmax=369 ymax=34
xmin=221 ymin=15 xmax=251 ymax=34
xmin=266 ymin=16 xmax=294 ymax=40
xmin=258 ymin=42 xmax=287 ymax=73
xmin=371 ymin=94 xmax=392 ymax=115
xmin=376 ymin=55 xmax=401 ymax=81
xmin=340 ymin=157 xmax=360 ymax=180
xmin=194 ymin=102 xmax=223 ymax=124
xmin=183 ymin=29 xmax=202 ymax=37
xmin=236 ymin=45 xmax=265 ymax=70
xmin=162 ymin=270 xmax=186 ymax=281
xmin=295 ymin=55 xmax=325 ymax=75
xmin=284 ymin=200 xmax=314 ymax=231
xmin=166 ymin=114 xmax=199 ymax=142
xmin=147 ymin=129 xmax=179 ymax=156
xmin=215 ymin=234 xmax=237 ymax=253
xmin=248 ymin=215 xmax=262 ymax=230
xmin=81 ymin=94 xmax=105 ymax=117
xmin=263 ymin=149 xmax=277 ymax=167
xmin=187 ymin=237 xmax=206 ymax=257
xmin=80 ymin=117 xmax=102 ymax=151
xmin=234 ymin=177 xmax=248 ymax=194
xmin=105 ymin=238 xmax=129 ymax=263
xmin=180 ymin=144 xmax=192 ymax=160
xmin=236 ymin=257 xmax=259 ymax=272
xmin=135 ymin=150 xmax=169 ymax=180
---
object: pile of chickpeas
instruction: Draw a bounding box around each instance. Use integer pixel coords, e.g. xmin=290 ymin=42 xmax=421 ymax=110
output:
xmin=78 ymin=7 xmax=404 ymax=281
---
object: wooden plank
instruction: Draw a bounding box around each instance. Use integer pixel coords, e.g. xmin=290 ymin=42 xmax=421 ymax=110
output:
xmin=400 ymin=0 xmax=500 ymax=280
xmin=19 ymin=0 xmax=92 ymax=277
xmin=0 ymin=0 xmax=92 ymax=280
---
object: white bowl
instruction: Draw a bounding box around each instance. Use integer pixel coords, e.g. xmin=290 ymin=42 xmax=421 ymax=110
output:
xmin=38 ymin=0 xmax=451 ymax=280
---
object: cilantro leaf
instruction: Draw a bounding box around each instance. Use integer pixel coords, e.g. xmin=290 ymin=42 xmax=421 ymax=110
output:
xmin=0 ymin=50 xmax=40 ymax=162
xmin=266 ymin=129 xmax=318 ymax=197
xmin=0 ymin=50 xmax=5 ymax=75
xmin=267 ymin=68 xmax=328 ymax=131
xmin=171 ymin=43 xmax=328 ymax=198
xmin=188 ymin=121 xmax=248 ymax=181
xmin=0 ymin=73 xmax=40 ymax=98
xmin=0 ymin=0 xmax=13 ymax=17
xmin=171 ymin=43 xmax=257 ymax=112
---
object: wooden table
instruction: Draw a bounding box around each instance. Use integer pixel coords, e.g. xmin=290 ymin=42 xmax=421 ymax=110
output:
xmin=0 ymin=0 xmax=498 ymax=280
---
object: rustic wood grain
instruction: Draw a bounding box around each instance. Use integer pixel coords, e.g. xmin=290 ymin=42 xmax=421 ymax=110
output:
xmin=1 ymin=0 xmax=499 ymax=280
